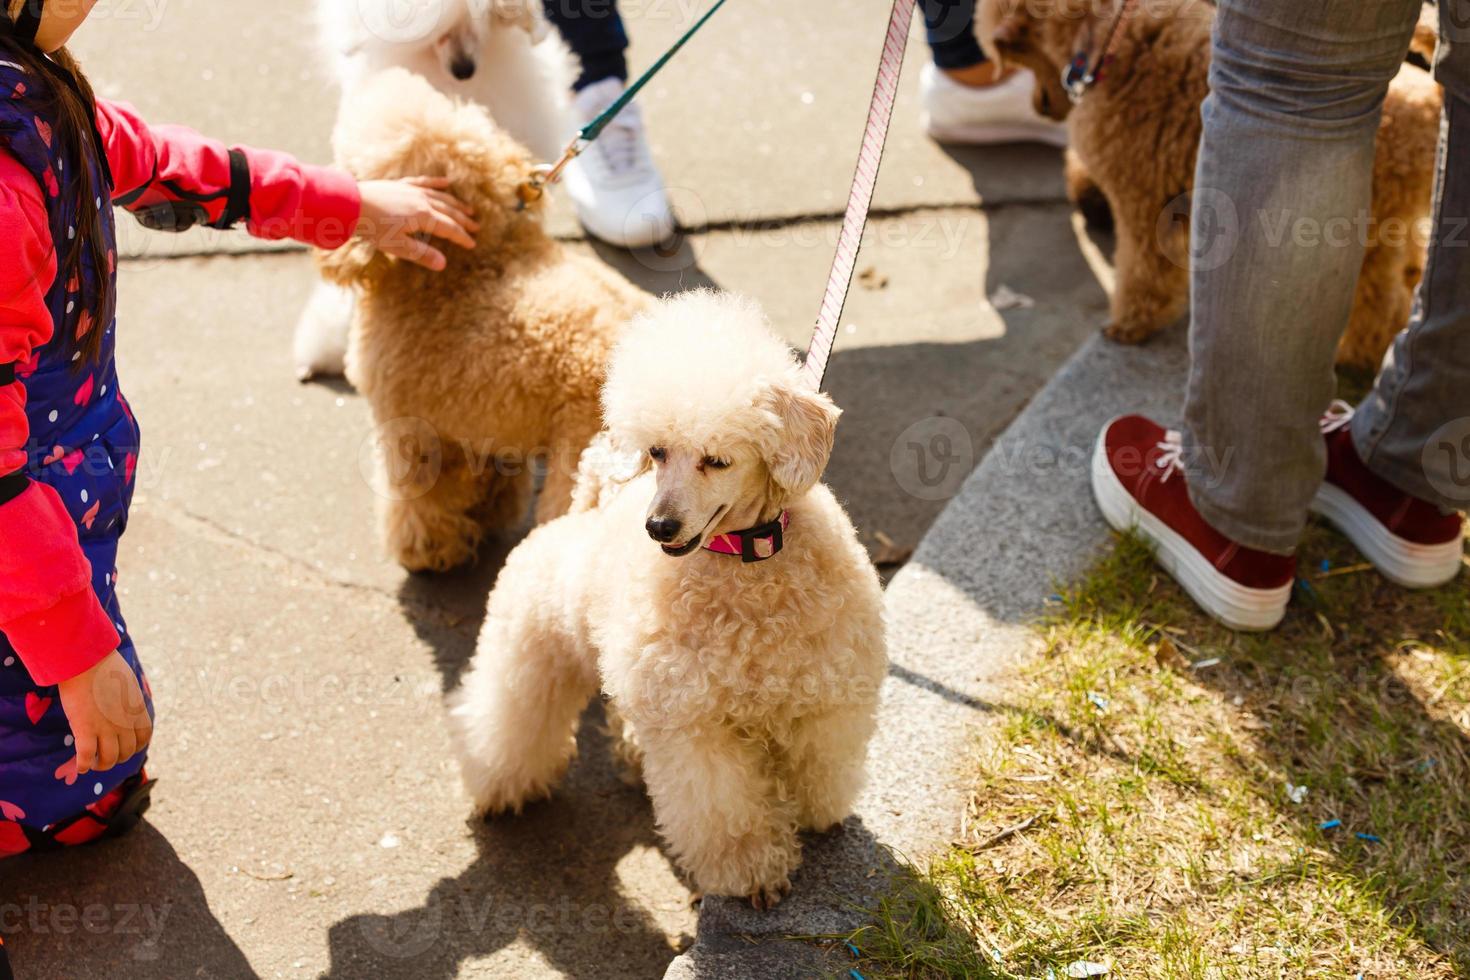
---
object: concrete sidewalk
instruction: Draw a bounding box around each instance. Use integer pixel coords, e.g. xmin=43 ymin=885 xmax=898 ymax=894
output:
xmin=8 ymin=4 xmax=1112 ymax=979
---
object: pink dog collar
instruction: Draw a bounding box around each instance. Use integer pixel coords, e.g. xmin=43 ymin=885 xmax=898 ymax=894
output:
xmin=704 ymin=511 xmax=789 ymax=563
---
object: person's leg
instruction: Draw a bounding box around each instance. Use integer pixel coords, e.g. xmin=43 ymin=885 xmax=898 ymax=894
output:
xmin=918 ymin=0 xmax=1066 ymax=145
xmin=541 ymin=0 xmax=628 ymax=91
xmin=923 ymin=0 xmax=989 ymax=76
xmin=546 ymin=0 xmax=674 ymax=248
xmin=1352 ymin=7 xmax=1470 ymax=513
xmin=1183 ymin=0 xmax=1423 ymax=554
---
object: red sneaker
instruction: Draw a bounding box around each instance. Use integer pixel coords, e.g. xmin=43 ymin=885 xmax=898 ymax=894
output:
xmin=1310 ymin=402 xmax=1464 ymax=589
xmin=1091 ymin=416 xmax=1296 ymax=631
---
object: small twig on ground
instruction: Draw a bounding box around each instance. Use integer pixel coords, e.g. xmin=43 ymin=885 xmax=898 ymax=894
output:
xmin=239 ymin=868 xmax=293 ymax=882
xmin=957 ymin=813 xmax=1048 ymax=853
xmin=1317 ymin=562 xmax=1373 ymax=579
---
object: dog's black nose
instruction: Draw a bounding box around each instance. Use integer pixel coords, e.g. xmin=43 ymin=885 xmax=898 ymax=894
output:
xmin=449 ymin=56 xmax=476 ymax=80
xmin=646 ymin=516 xmax=682 ymax=543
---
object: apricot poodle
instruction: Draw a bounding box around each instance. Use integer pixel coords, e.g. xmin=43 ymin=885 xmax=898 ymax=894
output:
xmin=980 ymin=0 xmax=1441 ymax=369
xmin=318 ymin=68 xmax=649 ymax=571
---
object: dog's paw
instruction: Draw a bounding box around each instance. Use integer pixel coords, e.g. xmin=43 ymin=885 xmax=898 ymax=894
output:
xmin=748 ymin=879 xmax=791 ymax=912
xmin=465 ymin=769 xmax=563 ymax=819
xmin=1102 ymin=320 xmax=1157 ymax=346
xmin=387 ymin=510 xmax=482 ymax=573
xmin=397 ymin=538 xmax=478 ymax=574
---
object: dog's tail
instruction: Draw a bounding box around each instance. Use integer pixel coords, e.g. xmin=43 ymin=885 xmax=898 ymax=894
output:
xmin=975 ymin=0 xmax=1005 ymax=69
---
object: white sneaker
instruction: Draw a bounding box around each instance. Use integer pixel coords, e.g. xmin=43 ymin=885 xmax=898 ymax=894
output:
xmin=919 ymin=62 xmax=1068 ymax=148
xmin=563 ymin=78 xmax=676 ymax=249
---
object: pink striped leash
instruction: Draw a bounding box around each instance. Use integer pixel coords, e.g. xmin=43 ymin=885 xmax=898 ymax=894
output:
xmin=799 ymin=0 xmax=917 ymax=392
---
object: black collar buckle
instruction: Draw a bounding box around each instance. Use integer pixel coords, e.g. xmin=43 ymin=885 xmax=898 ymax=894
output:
xmin=734 ymin=516 xmax=785 ymax=563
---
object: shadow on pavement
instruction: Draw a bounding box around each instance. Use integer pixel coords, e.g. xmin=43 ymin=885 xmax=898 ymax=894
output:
xmin=321 ymin=704 xmax=690 ymax=980
xmin=938 ymin=142 xmax=1066 ymax=204
xmin=583 ymin=237 xmax=723 ymax=298
xmin=5 ymin=823 xmax=255 ymax=979
xmin=678 ymin=817 xmax=907 ymax=976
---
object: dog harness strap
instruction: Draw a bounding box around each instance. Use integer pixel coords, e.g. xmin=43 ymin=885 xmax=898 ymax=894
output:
xmin=800 ymin=0 xmax=915 ymax=392
xmin=704 ymin=511 xmax=790 ymax=563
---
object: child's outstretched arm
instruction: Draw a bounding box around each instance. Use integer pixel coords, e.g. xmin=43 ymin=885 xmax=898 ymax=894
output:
xmin=96 ymin=99 xmax=477 ymax=268
xmin=0 ymin=152 xmax=151 ymax=775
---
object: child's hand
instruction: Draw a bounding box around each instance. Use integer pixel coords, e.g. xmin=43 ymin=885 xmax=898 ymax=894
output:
xmin=57 ymin=652 xmax=153 ymax=775
xmin=357 ymin=177 xmax=479 ymax=271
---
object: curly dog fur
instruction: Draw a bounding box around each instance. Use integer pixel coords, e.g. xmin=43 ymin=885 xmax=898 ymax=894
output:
xmin=448 ymin=292 xmax=887 ymax=908
xmin=295 ymin=0 xmax=574 ymax=381
xmin=980 ymin=0 xmax=1441 ymax=369
xmin=319 ymin=68 xmax=649 ymax=572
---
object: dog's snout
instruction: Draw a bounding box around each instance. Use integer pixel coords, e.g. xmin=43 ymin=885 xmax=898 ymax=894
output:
xmin=449 ymin=54 xmax=477 ymax=80
xmin=646 ymin=516 xmax=683 ymax=543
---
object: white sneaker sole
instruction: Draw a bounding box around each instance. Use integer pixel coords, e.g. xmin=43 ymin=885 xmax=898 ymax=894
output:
xmin=922 ymin=114 xmax=1069 ymax=149
xmin=1309 ymin=482 xmax=1463 ymax=589
xmin=1091 ymin=429 xmax=1292 ymax=632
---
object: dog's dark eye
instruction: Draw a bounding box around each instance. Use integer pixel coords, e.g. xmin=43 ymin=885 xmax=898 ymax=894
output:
xmin=701 ymin=456 xmax=731 ymax=470
xmin=648 ymin=447 xmax=667 ymax=463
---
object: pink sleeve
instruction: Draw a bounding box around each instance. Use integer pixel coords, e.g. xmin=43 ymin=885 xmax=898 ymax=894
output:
xmin=0 ymin=150 xmax=119 ymax=686
xmin=96 ymin=97 xmax=361 ymax=248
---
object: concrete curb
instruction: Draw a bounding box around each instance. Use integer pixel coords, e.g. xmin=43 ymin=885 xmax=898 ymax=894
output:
xmin=662 ymin=325 xmax=1191 ymax=978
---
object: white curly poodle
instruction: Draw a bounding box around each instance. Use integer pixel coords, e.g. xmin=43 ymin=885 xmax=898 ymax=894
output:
xmin=449 ymin=291 xmax=887 ymax=908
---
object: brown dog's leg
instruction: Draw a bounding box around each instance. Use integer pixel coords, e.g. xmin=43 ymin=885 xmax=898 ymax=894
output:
xmin=1340 ymin=240 xmax=1417 ymax=370
xmin=473 ymin=468 xmax=534 ymax=534
xmin=377 ymin=443 xmax=486 ymax=573
xmin=1066 ymin=149 xmax=1113 ymax=231
xmin=1105 ymin=200 xmax=1191 ymax=344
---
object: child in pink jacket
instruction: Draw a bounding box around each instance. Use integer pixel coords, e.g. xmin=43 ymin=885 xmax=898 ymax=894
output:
xmin=0 ymin=0 xmax=478 ymax=857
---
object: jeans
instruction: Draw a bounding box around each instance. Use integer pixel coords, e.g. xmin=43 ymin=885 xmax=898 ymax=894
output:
xmin=922 ymin=0 xmax=987 ymax=70
xmin=1183 ymin=0 xmax=1470 ymax=554
xmin=543 ymin=0 xmax=630 ymax=91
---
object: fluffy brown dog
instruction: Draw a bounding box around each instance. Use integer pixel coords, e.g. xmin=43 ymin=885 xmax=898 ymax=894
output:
xmin=979 ymin=0 xmax=1441 ymax=369
xmin=319 ymin=68 xmax=649 ymax=572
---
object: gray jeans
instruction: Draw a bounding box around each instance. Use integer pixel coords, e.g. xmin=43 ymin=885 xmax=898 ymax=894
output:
xmin=1183 ymin=0 xmax=1470 ymax=554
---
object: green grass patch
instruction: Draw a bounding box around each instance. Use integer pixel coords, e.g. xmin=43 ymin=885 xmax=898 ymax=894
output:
xmin=851 ymin=526 xmax=1470 ymax=978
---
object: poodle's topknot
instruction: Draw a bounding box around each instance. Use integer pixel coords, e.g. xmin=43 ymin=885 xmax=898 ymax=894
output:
xmin=602 ymin=290 xmax=809 ymax=455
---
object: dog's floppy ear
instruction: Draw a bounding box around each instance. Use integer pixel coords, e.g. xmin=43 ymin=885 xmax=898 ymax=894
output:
xmin=315 ymin=236 xmax=390 ymax=291
xmin=976 ymin=0 xmax=1020 ymax=68
xmin=490 ymin=0 xmax=550 ymax=41
xmin=765 ymin=380 xmax=841 ymax=497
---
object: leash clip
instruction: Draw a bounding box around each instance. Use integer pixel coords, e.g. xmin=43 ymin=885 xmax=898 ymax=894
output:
xmin=1063 ymin=54 xmax=1093 ymax=105
xmin=516 ymin=137 xmax=589 ymax=211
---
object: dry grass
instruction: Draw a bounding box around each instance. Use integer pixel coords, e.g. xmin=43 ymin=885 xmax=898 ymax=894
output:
xmin=851 ymin=526 xmax=1470 ymax=978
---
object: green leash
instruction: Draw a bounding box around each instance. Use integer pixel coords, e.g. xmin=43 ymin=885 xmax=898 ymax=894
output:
xmin=517 ymin=0 xmax=730 ymax=207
